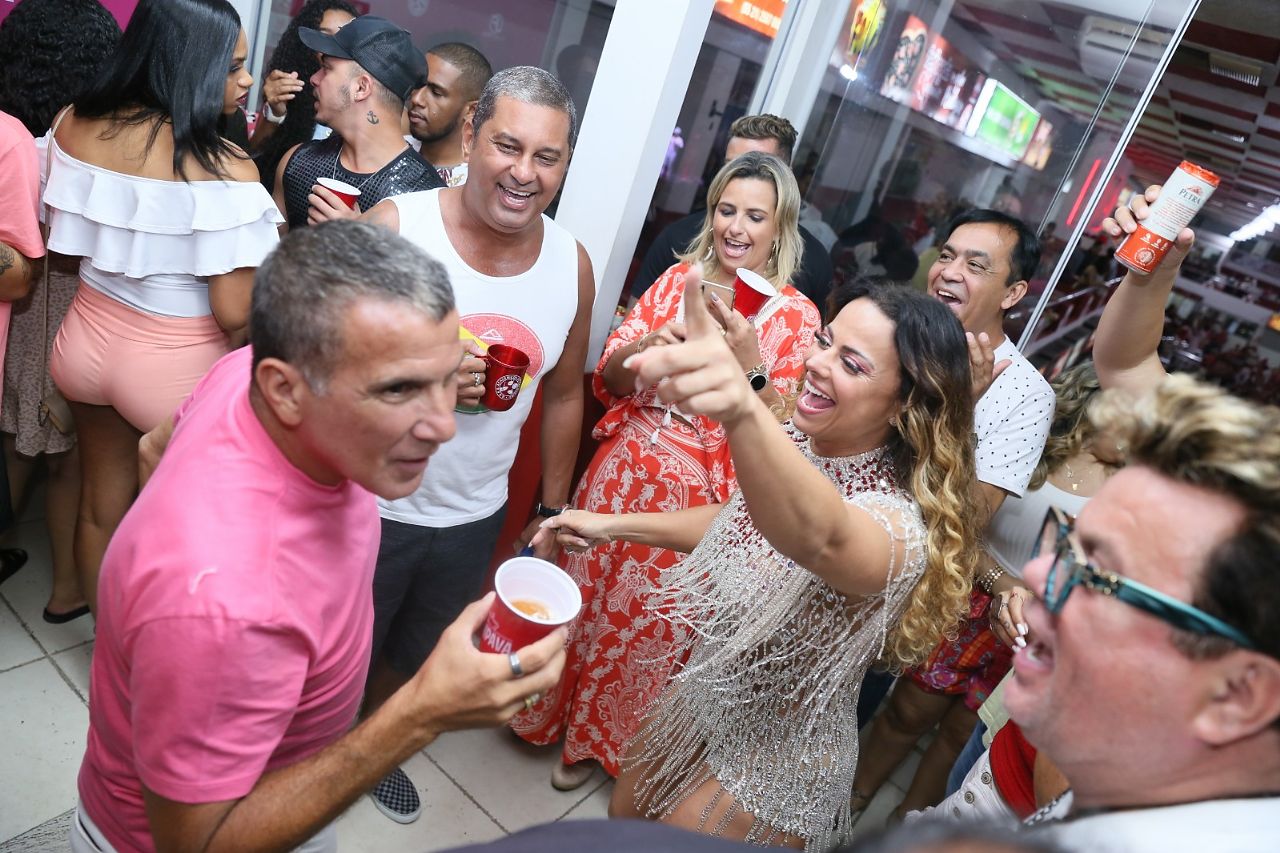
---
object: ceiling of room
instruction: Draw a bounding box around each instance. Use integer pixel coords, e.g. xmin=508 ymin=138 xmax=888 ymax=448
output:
xmin=948 ymin=0 xmax=1280 ymax=236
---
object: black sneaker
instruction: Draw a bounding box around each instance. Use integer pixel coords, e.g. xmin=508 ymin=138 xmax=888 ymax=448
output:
xmin=368 ymin=767 xmax=422 ymax=824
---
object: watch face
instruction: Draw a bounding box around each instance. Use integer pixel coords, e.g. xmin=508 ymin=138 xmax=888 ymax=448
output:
xmin=750 ymin=373 xmax=769 ymax=392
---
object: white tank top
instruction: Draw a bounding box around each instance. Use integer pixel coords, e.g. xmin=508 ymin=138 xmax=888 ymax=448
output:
xmin=378 ymin=188 xmax=581 ymax=526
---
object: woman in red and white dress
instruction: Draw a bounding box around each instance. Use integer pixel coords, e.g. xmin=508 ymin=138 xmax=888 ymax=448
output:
xmin=511 ymin=151 xmax=821 ymax=788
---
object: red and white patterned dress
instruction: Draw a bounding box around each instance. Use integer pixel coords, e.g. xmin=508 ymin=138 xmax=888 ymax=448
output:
xmin=511 ymin=263 xmax=820 ymax=775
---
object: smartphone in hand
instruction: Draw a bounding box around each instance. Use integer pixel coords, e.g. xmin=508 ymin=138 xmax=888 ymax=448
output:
xmin=700 ymin=280 xmax=735 ymax=311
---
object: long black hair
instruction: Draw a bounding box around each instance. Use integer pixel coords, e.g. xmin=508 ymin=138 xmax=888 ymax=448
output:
xmin=73 ymin=0 xmax=243 ymax=180
xmin=0 ymin=0 xmax=121 ymax=136
xmin=253 ymin=0 xmax=358 ymax=190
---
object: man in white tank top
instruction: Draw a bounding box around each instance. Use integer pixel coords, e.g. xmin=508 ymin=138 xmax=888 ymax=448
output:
xmin=358 ymin=66 xmax=594 ymax=824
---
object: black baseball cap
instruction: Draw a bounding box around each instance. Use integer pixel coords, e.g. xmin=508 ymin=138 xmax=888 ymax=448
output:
xmin=298 ymin=16 xmax=427 ymax=103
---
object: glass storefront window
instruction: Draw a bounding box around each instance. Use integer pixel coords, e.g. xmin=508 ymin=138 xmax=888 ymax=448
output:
xmin=629 ymin=4 xmax=785 ymax=277
xmin=783 ymin=1 xmax=1196 ymax=351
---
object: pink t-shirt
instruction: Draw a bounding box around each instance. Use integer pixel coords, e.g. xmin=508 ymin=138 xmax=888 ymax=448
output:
xmin=78 ymin=347 xmax=380 ymax=853
xmin=0 ymin=110 xmax=45 ymax=398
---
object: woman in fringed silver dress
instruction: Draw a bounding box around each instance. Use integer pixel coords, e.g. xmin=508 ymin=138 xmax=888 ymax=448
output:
xmin=537 ymin=274 xmax=985 ymax=850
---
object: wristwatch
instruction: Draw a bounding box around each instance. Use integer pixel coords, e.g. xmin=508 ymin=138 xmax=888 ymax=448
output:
xmin=535 ymin=502 xmax=566 ymax=518
xmin=745 ymin=364 xmax=769 ymax=393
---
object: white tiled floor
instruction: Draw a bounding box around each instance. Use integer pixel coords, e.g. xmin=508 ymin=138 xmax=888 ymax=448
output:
xmin=0 ymin=498 xmax=913 ymax=852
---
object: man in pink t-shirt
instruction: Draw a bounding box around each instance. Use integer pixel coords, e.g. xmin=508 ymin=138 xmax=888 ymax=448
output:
xmin=73 ymin=222 xmax=568 ymax=853
xmin=0 ymin=109 xmax=44 ymax=400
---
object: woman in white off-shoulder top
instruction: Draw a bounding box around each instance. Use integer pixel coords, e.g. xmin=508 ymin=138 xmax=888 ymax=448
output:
xmin=41 ymin=0 xmax=283 ymax=613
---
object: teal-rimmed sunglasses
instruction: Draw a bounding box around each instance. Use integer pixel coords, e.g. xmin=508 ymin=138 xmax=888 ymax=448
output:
xmin=1034 ymin=506 xmax=1255 ymax=650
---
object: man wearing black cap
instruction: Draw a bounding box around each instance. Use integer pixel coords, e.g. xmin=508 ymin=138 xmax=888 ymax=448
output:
xmin=272 ymin=15 xmax=444 ymax=230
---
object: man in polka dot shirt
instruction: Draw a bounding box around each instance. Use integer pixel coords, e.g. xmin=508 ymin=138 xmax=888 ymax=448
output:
xmin=852 ymin=209 xmax=1055 ymax=817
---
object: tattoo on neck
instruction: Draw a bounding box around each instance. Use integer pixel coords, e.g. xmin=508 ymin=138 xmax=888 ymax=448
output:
xmin=366 ymin=110 xmax=380 ymax=125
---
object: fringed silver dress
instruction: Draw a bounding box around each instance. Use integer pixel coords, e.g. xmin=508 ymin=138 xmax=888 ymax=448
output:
xmin=626 ymin=425 xmax=927 ymax=850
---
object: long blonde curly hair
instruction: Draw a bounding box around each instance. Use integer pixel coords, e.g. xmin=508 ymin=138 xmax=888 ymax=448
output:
xmin=1028 ymin=362 xmax=1102 ymax=491
xmin=830 ymin=280 xmax=984 ymax=668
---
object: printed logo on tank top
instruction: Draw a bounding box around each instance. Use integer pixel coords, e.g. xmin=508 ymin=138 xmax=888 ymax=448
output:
xmin=461 ymin=313 xmax=547 ymax=380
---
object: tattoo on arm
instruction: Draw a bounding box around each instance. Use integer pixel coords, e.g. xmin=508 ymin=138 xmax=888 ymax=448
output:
xmin=0 ymin=244 xmax=15 ymax=277
xmin=366 ymin=110 xmax=380 ymax=125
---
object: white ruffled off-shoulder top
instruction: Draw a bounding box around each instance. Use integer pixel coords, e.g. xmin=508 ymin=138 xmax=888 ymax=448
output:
xmin=38 ymin=132 xmax=283 ymax=318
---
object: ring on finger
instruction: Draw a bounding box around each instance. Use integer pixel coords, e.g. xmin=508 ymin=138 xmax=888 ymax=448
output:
xmin=508 ymin=652 xmax=523 ymax=678
xmin=472 ymin=372 xmax=483 ymax=387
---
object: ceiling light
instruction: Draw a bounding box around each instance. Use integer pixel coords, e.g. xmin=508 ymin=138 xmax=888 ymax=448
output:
xmin=1209 ymin=52 xmax=1263 ymax=87
xmin=1230 ymin=203 xmax=1280 ymax=242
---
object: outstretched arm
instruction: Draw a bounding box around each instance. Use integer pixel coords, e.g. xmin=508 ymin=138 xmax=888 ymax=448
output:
xmin=1094 ymin=184 xmax=1188 ymax=396
xmin=536 ymin=502 xmax=724 ymax=556
xmin=143 ymin=596 xmax=565 ymax=853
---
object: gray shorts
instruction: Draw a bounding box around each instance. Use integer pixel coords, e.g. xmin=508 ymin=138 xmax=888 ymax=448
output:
xmin=370 ymin=505 xmax=508 ymax=676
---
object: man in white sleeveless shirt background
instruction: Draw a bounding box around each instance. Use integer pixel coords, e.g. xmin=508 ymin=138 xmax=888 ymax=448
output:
xmin=360 ymin=66 xmax=594 ymax=823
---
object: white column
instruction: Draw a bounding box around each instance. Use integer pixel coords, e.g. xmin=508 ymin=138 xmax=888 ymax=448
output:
xmin=554 ymin=0 xmax=716 ymax=368
xmin=748 ymin=0 xmax=850 ymax=144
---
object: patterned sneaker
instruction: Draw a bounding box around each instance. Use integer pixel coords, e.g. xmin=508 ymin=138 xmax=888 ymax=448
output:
xmin=368 ymin=767 xmax=422 ymax=824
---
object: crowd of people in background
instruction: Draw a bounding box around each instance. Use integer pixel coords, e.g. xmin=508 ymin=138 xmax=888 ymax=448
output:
xmin=0 ymin=1 xmax=1276 ymax=852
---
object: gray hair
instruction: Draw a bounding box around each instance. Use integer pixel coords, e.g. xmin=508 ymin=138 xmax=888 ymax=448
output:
xmin=471 ymin=65 xmax=578 ymax=148
xmin=250 ymin=220 xmax=455 ymax=391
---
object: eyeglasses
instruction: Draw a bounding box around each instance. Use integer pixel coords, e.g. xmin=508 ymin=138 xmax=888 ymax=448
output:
xmin=1034 ymin=506 xmax=1255 ymax=650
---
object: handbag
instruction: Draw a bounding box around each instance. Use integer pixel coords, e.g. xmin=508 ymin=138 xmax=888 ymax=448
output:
xmin=37 ymin=108 xmax=74 ymax=436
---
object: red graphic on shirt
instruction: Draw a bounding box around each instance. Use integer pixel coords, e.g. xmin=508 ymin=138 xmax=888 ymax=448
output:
xmin=462 ymin=313 xmax=547 ymax=380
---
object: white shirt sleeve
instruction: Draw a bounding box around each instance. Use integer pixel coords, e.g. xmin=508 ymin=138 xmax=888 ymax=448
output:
xmin=974 ymin=342 xmax=1055 ymax=499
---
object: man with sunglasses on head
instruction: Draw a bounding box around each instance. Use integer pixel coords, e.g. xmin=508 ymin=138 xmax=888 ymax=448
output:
xmin=1003 ymin=187 xmax=1280 ymax=850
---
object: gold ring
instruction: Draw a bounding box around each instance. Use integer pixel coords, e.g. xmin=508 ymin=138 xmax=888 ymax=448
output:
xmin=524 ymin=694 xmax=539 ymax=712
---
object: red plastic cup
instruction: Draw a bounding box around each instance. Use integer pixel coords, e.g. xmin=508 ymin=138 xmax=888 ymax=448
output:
xmin=316 ymin=177 xmax=361 ymax=209
xmin=732 ymin=268 xmax=776 ymax=318
xmin=478 ymin=556 xmax=582 ymax=655
xmin=480 ymin=343 xmax=530 ymax=412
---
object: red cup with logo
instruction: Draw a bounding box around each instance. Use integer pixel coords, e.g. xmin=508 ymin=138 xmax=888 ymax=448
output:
xmin=480 ymin=344 xmax=530 ymax=412
xmin=732 ymin=268 xmax=777 ymax=318
xmin=315 ymin=177 xmax=361 ymax=210
xmin=478 ymin=556 xmax=582 ymax=655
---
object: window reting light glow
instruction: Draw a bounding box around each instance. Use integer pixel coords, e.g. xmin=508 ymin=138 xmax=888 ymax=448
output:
xmin=1230 ymin=204 xmax=1280 ymax=242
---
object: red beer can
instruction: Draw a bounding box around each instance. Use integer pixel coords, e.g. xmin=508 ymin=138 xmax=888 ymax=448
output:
xmin=1115 ymin=161 xmax=1218 ymax=275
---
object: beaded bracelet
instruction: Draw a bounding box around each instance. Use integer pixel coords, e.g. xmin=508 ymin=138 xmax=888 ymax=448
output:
xmin=976 ymin=564 xmax=1004 ymax=595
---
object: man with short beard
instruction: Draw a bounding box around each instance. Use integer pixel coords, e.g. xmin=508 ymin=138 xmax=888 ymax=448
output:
xmin=408 ymin=42 xmax=492 ymax=187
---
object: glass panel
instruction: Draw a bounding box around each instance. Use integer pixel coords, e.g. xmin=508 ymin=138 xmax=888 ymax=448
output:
xmin=625 ymin=5 xmax=782 ymax=298
xmin=774 ymin=0 xmax=1195 ymax=357
xmin=1095 ymin=0 xmax=1280 ymax=404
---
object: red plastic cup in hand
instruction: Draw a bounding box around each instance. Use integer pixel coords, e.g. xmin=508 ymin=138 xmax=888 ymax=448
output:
xmin=478 ymin=556 xmax=582 ymax=655
xmin=316 ymin=177 xmax=361 ymax=209
xmin=480 ymin=343 xmax=530 ymax=412
xmin=732 ymin=268 xmax=776 ymax=318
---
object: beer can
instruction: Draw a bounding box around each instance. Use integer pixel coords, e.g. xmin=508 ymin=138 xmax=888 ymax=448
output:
xmin=1115 ymin=161 xmax=1218 ymax=275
